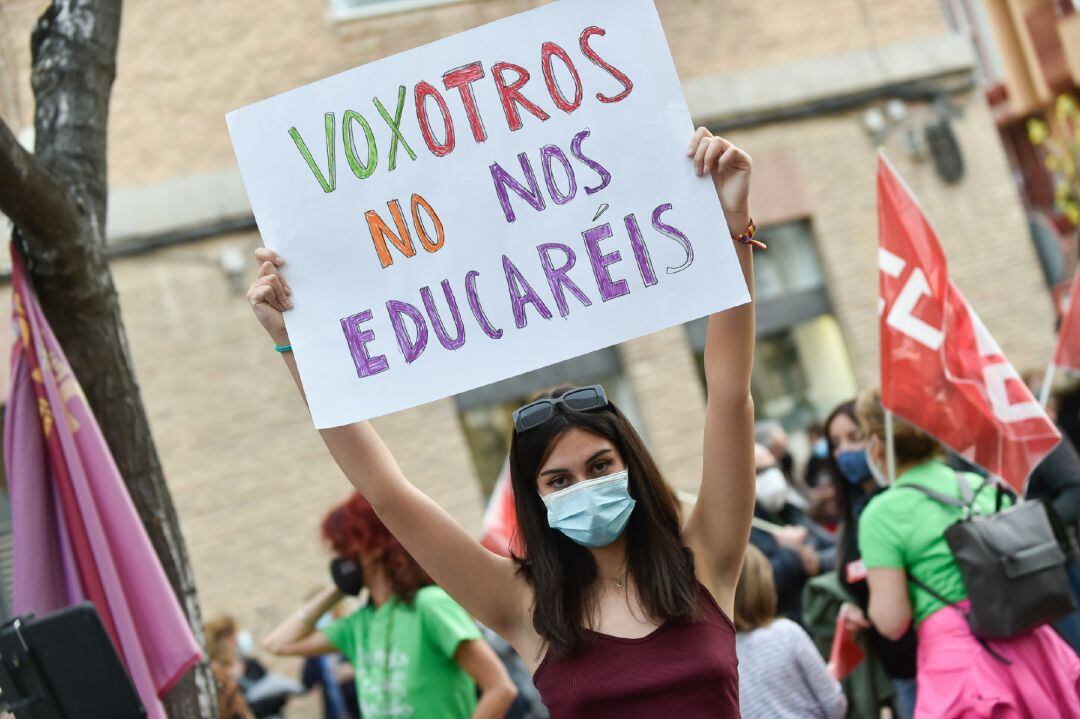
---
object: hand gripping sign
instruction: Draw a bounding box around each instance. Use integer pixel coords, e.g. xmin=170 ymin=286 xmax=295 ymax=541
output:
xmin=227 ymin=0 xmax=749 ymax=428
xmin=877 ymin=154 xmax=1059 ymax=491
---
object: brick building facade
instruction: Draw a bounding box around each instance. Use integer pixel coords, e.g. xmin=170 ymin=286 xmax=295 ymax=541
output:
xmin=0 ymin=1 xmax=1054 ymax=715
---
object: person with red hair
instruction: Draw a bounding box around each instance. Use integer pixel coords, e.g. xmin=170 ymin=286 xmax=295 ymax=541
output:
xmin=263 ymin=492 xmax=517 ymax=719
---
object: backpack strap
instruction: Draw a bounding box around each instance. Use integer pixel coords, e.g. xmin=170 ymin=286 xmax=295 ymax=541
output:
xmin=906 ymin=574 xmax=1012 ymax=665
xmin=896 ymin=482 xmax=967 ymax=507
xmin=906 ymin=573 xmax=954 ymax=607
xmin=954 ymin=472 xmax=975 ymax=505
xmin=897 ymin=471 xmax=986 ymax=514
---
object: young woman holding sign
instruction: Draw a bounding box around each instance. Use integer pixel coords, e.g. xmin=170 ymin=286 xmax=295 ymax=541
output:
xmin=248 ymin=128 xmax=757 ymax=717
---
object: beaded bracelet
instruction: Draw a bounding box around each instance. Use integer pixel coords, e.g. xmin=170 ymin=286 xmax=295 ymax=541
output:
xmin=274 ymin=344 xmax=293 ymax=353
xmin=733 ymin=219 xmax=766 ymax=250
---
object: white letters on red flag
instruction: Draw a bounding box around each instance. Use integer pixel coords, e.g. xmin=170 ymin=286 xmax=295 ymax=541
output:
xmin=1053 ymin=270 xmax=1080 ymax=373
xmin=877 ymin=155 xmax=1059 ymax=490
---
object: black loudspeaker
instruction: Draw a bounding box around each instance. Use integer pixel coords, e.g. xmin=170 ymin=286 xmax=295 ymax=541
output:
xmin=0 ymin=603 xmax=146 ymax=719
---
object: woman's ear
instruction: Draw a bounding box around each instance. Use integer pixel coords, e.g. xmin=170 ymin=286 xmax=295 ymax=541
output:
xmin=867 ymin=434 xmax=883 ymax=465
xmin=865 ymin=434 xmax=890 ymax=487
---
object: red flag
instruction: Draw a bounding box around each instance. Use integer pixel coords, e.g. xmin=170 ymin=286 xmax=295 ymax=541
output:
xmin=479 ymin=461 xmax=524 ymax=558
xmin=877 ymin=155 xmax=1059 ymax=491
xmin=1053 ymin=269 xmax=1080 ymax=373
xmin=827 ymin=612 xmax=865 ymax=681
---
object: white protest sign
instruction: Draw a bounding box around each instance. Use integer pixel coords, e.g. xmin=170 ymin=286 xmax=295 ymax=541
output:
xmin=227 ymin=0 xmax=749 ymax=428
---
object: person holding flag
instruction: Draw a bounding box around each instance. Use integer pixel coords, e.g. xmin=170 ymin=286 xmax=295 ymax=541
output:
xmin=856 ymin=390 xmax=1080 ymax=718
xmin=824 ymin=399 xmax=918 ymax=718
xmin=862 ymin=157 xmax=1080 ymax=717
xmin=247 ymin=128 xmax=758 ymax=717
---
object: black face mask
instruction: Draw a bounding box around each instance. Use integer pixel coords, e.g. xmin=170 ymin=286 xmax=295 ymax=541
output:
xmin=330 ymin=557 xmax=365 ymax=596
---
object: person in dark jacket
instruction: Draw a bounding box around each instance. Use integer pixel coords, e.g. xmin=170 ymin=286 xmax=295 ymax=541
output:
xmin=750 ymin=443 xmax=834 ymax=623
xmin=1027 ymin=436 xmax=1080 ymax=655
xmin=1020 ymin=372 xmax=1080 ymax=654
xmin=1027 ymin=437 xmax=1080 ymax=531
xmin=824 ymin=401 xmax=918 ymax=719
xmin=300 ymin=652 xmax=360 ymax=719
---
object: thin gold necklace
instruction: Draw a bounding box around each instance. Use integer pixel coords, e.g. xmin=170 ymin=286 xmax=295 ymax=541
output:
xmin=600 ymin=572 xmax=628 ymax=589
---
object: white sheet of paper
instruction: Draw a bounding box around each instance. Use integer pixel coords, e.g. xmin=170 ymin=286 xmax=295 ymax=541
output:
xmin=227 ymin=0 xmax=749 ymax=428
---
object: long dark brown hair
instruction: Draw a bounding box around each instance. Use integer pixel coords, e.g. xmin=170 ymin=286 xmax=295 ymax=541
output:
xmin=508 ymin=387 xmax=700 ymax=657
xmin=824 ymin=400 xmax=860 ymax=529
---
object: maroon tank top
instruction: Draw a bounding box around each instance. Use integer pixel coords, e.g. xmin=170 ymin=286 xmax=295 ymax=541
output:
xmin=532 ymin=583 xmax=740 ymax=718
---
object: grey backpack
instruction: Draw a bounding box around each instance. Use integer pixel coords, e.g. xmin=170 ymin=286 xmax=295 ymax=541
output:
xmin=900 ymin=472 xmax=1076 ymax=649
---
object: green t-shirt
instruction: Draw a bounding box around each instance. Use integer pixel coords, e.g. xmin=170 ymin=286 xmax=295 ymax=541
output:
xmin=322 ymin=585 xmax=481 ymax=719
xmin=857 ymin=461 xmax=1008 ymax=625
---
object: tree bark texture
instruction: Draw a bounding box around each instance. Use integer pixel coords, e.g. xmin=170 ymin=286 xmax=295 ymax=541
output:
xmin=1 ymin=2 xmax=216 ymax=716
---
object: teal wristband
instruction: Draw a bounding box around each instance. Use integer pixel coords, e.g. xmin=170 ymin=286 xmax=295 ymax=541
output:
xmin=274 ymin=343 xmax=292 ymax=353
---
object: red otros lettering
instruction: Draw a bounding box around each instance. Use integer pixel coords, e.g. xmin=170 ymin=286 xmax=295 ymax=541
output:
xmin=579 ymin=26 xmax=634 ymax=103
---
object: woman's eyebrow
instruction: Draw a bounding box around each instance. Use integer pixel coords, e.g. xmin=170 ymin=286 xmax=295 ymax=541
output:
xmin=540 ymin=448 xmax=614 ymax=476
xmin=586 ymin=449 xmax=613 ymax=463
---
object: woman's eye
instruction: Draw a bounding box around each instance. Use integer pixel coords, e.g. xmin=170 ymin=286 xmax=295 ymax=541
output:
xmin=550 ymin=476 xmax=568 ymax=489
xmin=593 ymin=460 xmax=611 ymax=474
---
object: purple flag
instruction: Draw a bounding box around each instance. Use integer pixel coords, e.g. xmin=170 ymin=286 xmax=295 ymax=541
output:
xmin=5 ymin=249 xmax=201 ymax=718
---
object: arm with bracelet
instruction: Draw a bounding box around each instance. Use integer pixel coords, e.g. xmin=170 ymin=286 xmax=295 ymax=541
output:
xmin=247 ymin=130 xmax=761 ymax=718
xmin=262 ymin=585 xmax=343 ymax=657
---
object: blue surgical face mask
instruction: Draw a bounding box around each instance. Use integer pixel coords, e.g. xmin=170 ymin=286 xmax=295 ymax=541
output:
xmin=835 ymin=450 xmax=870 ymax=485
xmin=542 ymin=470 xmax=636 ymax=548
xmin=813 ymin=438 xmax=829 ymax=459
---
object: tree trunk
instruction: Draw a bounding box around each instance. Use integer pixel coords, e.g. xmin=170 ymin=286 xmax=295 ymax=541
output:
xmin=1 ymin=1 xmax=215 ymax=716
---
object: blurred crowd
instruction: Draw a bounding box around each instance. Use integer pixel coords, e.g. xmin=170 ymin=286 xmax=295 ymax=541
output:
xmin=208 ymin=375 xmax=1080 ymax=719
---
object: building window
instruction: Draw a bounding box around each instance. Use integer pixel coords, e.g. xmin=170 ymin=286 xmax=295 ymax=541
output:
xmin=329 ymin=0 xmax=465 ymax=21
xmin=454 ymin=349 xmax=641 ymax=499
xmin=750 ymin=315 xmax=858 ymax=430
xmin=940 ymin=0 xmax=1007 ymax=86
xmin=685 ymin=221 xmax=858 ymax=431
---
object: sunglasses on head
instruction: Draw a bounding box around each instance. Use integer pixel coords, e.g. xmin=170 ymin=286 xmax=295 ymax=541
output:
xmin=512 ymin=385 xmax=609 ymax=434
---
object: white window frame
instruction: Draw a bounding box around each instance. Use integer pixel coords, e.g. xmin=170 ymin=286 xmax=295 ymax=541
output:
xmin=939 ymin=0 xmax=1006 ymax=85
xmin=329 ymin=0 xmax=467 ymax=22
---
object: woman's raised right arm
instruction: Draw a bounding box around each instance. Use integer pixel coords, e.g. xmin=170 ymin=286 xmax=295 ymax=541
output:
xmin=247 ymin=249 xmax=532 ymax=645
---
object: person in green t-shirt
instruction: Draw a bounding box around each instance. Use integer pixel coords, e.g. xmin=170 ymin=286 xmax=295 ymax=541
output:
xmin=262 ymin=492 xmax=518 ymax=719
xmin=855 ymin=389 xmax=1080 ymax=719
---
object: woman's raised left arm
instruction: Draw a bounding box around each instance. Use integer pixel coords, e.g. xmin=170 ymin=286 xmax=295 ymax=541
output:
xmin=681 ymin=128 xmax=757 ymax=610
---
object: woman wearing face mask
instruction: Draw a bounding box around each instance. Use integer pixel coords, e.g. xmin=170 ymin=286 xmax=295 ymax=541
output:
xmin=751 ymin=443 xmax=833 ymax=623
xmin=247 ymin=128 xmax=757 ymax=717
xmin=262 ymin=493 xmax=518 ymax=718
xmin=856 ymin=390 xmax=1080 ymax=719
xmin=824 ymin=400 xmax=917 ymax=719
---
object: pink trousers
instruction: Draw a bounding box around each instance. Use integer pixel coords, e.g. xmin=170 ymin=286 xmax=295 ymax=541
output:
xmin=915 ymin=601 xmax=1080 ymax=718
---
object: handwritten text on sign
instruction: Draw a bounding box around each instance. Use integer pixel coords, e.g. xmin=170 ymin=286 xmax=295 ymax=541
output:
xmin=227 ymin=0 xmax=749 ymax=428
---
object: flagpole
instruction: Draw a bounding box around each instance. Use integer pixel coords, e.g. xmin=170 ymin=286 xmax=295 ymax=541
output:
xmin=1040 ymin=359 xmax=1056 ymax=409
xmin=884 ymin=409 xmax=897 ymax=484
